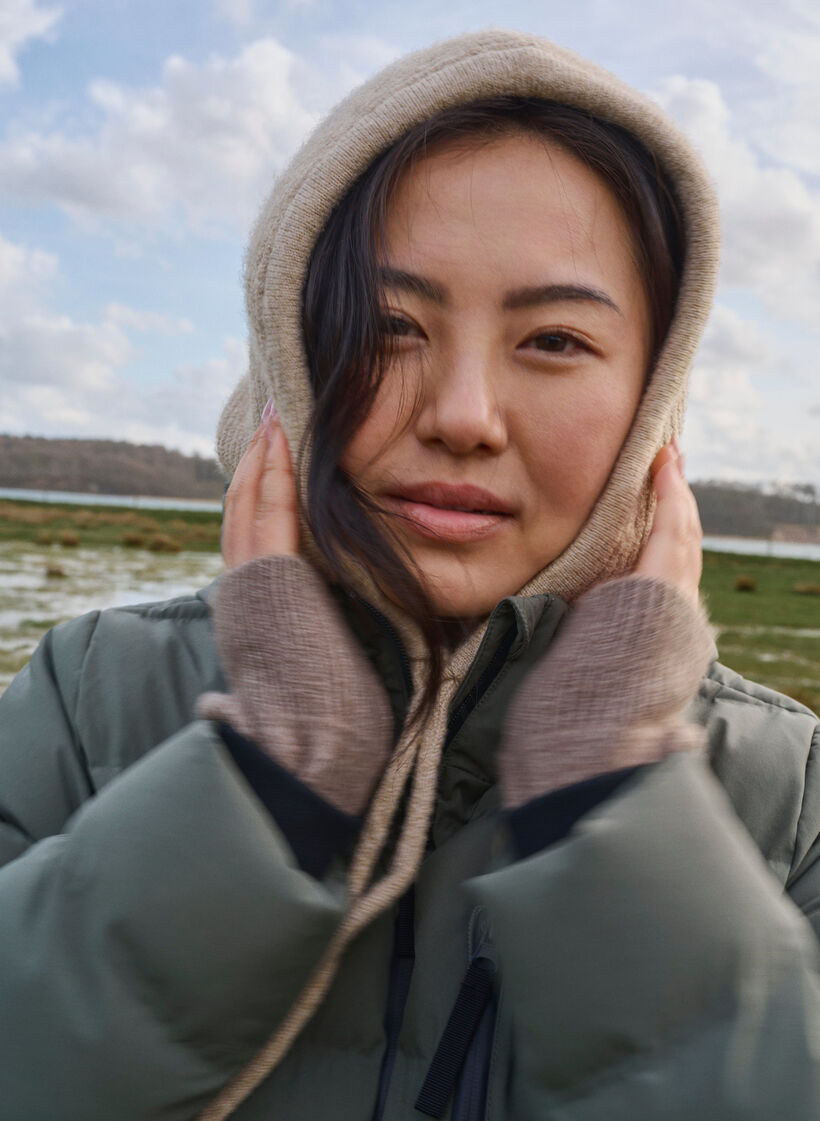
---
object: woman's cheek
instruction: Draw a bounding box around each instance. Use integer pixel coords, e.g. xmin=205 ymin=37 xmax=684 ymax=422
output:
xmin=342 ymin=367 xmax=420 ymax=481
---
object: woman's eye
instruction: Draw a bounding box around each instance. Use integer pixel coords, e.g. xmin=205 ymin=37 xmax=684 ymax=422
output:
xmin=380 ymin=314 xmax=419 ymax=338
xmin=524 ymin=331 xmax=584 ymax=354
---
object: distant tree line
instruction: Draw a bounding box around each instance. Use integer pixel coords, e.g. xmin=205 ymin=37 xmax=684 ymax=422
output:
xmin=693 ymin=480 xmax=819 ymax=541
xmin=0 ymin=435 xmax=818 ymax=540
xmin=0 ymin=435 xmax=225 ymax=500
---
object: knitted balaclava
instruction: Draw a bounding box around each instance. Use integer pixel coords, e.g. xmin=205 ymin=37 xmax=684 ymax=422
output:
xmin=216 ymin=29 xmax=718 ymax=619
xmin=200 ymin=30 xmax=720 ymax=1120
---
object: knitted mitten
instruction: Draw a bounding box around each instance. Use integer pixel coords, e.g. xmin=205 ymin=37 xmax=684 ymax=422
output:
xmin=197 ymin=555 xmax=394 ymax=816
xmin=499 ymin=576 xmax=714 ymax=808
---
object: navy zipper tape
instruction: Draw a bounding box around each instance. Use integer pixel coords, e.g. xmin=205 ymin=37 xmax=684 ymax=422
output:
xmin=450 ymin=990 xmax=498 ymax=1121
xmin=445 ymin=623 xmax=518 ymax=749
xmin=414 ymin=958 xmax=496 ymax=1119
xmin=371 ymin=618 xmax=516 ymax=1119
xmin=371 ymin=887 xmax=416 ymax=1121
xmin=451 ymin=908 xmax=499 ymax=1121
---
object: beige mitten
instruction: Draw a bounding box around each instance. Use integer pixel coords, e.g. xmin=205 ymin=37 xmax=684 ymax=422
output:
xmin=197 ymin=555 xmax=394 ymax=816
xmin=500 ymin=576 xmax=714 ymax=808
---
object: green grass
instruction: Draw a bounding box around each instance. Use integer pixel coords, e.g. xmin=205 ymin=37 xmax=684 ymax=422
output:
xmin=701 ymin=550 xmax=820 ymax=715
xmin=701 ymin=551 xmax=820 ymax=628
xmin=0 ymin=497 xmax=222 ymax=552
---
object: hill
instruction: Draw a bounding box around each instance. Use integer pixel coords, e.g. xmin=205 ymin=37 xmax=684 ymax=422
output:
xmin=0 ymin=435 xmax=224 ymax=500
xmin=693 ymin=480 xmax=819 ymax=542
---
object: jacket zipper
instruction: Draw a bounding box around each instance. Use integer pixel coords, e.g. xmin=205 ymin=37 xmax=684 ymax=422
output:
xmin=371 ymin=887 xmax=415 ymax=1121
xmin=445 ymin=622 xmax=519 ymax=749
xmin=451 ymin=908 xmax=499 ymax=1121
xmin=371 ymin=616 xmax=516 ymax=1120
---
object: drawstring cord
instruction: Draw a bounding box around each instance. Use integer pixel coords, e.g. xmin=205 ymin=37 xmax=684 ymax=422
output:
xmin=196 ymin=671 xmax=462 ymax=1121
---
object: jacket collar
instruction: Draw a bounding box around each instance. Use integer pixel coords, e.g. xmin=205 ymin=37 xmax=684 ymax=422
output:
xmin=338 ymin=587 xmax=570 ymax=753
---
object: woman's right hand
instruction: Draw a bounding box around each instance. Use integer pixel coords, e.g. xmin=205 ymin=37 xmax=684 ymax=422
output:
xmin=199 ymin=401 xmax=395 ymax=817
xmin=221 ymin=400 xmax=299 ymax=568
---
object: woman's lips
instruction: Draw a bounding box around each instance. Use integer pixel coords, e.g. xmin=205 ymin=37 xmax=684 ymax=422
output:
xmin=381 ymin=482 xmax=514 ymax=544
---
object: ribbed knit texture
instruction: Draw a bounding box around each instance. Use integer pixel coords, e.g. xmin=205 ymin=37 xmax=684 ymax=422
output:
xmin=500 ymin=576 xmax=715 ymax=808
xmin=197 ymin=28 xmax=722 ymax=1120
xmin=197 ymin=555 xmax=393 ymax=816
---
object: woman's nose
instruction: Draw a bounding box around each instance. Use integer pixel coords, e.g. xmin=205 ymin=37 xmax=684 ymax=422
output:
xmin=415 ymin=352 xmax=507 ymax=456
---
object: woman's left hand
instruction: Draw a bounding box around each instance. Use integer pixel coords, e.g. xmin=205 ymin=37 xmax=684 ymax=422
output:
xmin=634 ymin=438 xmax=703 ymax=604
xmin=498 ymin=436 xmax=712 ymax=808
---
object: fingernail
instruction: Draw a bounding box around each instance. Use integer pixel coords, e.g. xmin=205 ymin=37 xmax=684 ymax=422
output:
xmin=671 ymin=434 xmax=686 ymax=476
xmin=261 ymin=397 xmax=276 ymax=423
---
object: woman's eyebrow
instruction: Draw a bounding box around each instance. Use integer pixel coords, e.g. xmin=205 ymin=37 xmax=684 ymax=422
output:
xmin=379 ymin=268 xmax=621 ymax=316
xmin=379 ymin=267 xmax=447 ymax=305
xmin=503 ymin=283 xmax=622 ymax=315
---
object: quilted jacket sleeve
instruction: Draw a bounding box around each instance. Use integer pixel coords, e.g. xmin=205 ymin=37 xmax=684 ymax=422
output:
xmin=470 ymin=734 xmax=820 ymax=1121
xmin=0 ymin=619 xmax=346 ymax=1121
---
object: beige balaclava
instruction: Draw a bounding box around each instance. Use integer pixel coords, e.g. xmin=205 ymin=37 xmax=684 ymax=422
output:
xmin=200 ymin=28 xmax=720 ymax=1120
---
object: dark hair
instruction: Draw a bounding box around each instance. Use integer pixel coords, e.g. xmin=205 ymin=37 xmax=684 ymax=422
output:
xmin=301 ymin=97 xmax=685 ymax=713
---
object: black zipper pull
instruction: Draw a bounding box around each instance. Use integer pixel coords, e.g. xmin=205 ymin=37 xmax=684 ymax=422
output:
xmin=415 ymin=909 xmax=497 ymax=1119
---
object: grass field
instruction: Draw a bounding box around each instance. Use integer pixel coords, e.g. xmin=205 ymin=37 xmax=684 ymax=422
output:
xmin=0 ymin=498 xmax=818 ymax=712
xmin=0 ymin=497 xmax=222 ymax=552
xmin=700 ymin=550 xmax=820 ymax=714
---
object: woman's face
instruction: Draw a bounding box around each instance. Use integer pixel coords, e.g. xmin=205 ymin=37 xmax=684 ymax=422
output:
xmin=341 ymin=132 xmax=652 ymax=618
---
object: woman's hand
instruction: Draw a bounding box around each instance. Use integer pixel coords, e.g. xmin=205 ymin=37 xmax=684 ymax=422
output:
xmin=498 ymin=436 xmax=712 ymax=807
xmin=634 ymin=437 xmax=703 ymax=604
xmin=200 ymin=400 xmax=395 ymax=817
xmin=222 ymin=401 xmax=299 ymax=568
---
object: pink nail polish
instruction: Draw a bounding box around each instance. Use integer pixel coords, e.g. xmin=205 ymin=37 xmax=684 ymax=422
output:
xmin=261 ymin=397 xmax=275 ymax=422
xmin=671 ymin=434 xmax=686 ymax=476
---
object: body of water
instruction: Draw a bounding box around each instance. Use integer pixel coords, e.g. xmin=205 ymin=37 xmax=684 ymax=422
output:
xmin=0 ymin=487 xmax=223 ymax=512
xmin=0 ymin=541 xmax=224 ymax=694
xmin=702 ymin=535 xmax=820 ymax=562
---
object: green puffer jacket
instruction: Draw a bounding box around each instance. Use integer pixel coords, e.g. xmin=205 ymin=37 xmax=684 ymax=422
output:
xmin=1 ymin=582 xmax=819 ymax=1120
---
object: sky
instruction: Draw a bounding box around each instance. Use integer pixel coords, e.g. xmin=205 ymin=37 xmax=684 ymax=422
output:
xmin=0 ymin=0 xmax=818 ymax=486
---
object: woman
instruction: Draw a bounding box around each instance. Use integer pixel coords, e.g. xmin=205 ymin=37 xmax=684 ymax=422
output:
xmin=1 ymin=29 xmax=818 ymax=1121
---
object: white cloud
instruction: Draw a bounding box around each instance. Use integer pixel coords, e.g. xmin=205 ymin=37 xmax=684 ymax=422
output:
xmin=685 ymin=304 xmax=818 ymax=485
xmin=115 ymin=337 xmax=247 ymax=455
xmin=654 ymin=76 xmax=820 ymax=328
xmin=315 ymin=33 xmax=400 ymax=95
xmin=0 ymin=0 xmax=60 ymax=87
xmin=212 ymin=0 xmax=316 ymax=26
xmin=104 ymin=303 xmax=193 ymax=335
xmin=0 ymin=230 xmax=56 ymax=314
xmin=24 ymin=335 xmax=248 ymax=457
xmin=0 ymin=232 xmax=241 ymax=453
xmin=0 ymin=38 xmax=318 ymax=231
xmin=212 ymin=0 xmax=258 ymax=27
xmin=723 ymin=3 xmax=820 ymax=180
xmin=0 ymin=231 xmax=129 ymax=408
xmin=0 ymin=313 xmax=130 ymax=391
